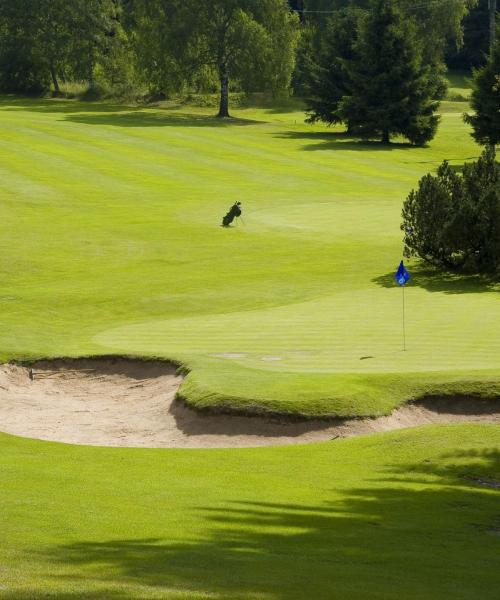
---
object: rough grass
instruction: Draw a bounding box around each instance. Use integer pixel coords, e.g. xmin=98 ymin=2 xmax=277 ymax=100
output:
xmin=0 ymin=93 xmax=498 ymax=417
xmin=0 ymin=425 xmax=499 ymax=599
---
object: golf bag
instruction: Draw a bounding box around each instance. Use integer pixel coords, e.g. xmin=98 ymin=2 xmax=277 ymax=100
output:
xmin=222 ymin=202 xmax=242 ymax=227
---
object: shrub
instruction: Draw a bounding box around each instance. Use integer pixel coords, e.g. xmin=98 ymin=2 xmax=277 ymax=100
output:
xmin=402 ymin=147 xmax=500 ymax=275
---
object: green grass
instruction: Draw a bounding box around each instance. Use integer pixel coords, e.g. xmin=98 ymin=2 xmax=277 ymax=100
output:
xmin=1 ymin=95 xmax=499 ymax=417
xmin=0 ymin=90 xmax=499 ymax=599
xmin=446 ymin=70 xmax=473 ymax=101
xmin=0 ymin=425 xmax=499 ymax=599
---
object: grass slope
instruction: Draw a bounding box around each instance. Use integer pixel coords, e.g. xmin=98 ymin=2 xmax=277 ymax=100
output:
xmin=0 ymin=95 xmax=499 ymax=417
xmin=0 ymin=425 xmax=499 ymax=599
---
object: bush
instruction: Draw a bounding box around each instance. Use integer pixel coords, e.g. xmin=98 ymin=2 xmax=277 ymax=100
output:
xmin=401 ymin=147 xmax=500 ymax=276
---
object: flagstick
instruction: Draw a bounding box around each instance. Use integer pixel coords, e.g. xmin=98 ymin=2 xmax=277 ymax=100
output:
xmin=402 ymin=284 xmax=406 ymax=352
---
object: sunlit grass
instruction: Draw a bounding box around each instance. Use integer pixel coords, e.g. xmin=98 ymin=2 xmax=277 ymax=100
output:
xmin=0 ymin=94 xmax=498 ymax=416
xmin=0 ymin=425 xmax=499 ymax=599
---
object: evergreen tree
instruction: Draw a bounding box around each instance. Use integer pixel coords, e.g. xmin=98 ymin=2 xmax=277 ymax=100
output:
xmin=464 ymin=36 xmax=500 ymax=147
xmin=340 ymin=0 xmax=440 ymax=145
xmin=402 ymin=147 xmax=500 ymax=274
xmin=304 ymin=8 xmax=363 ymax=126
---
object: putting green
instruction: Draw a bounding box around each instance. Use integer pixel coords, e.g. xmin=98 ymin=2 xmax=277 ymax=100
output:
xmin=0 ymin=95 xmax=498 ymax=416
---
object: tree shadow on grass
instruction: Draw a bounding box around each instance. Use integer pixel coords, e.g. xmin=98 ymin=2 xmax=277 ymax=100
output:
xmin=274 ymin=130 xmax=414 ymax=152
xmin=64 ymin=112 xmax=263 ymax=128
xmin=0 ymin=593 xmax=126 ymax=600
xmin=0 ymin=97 xmax=135 ymax=115
xmin=372 ymin=263 xmax=499 ymax=294
xmin=32 ymin=447 xmax=500 ymax=600
xmin=0 ymin=98 xmax=264 ymax=127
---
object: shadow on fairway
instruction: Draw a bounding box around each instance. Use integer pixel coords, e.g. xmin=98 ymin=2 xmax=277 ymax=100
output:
xmin=0 ymin=594 xmax=125 ymax=599
xmin=0 ymin=97 xmax=134 ymax=114
xmin=373 ymin=265 xmax=499 ymax=295
xmin=275 ymin=130 xmax=414 ymax=152
xmin=0 ymin=98 xmax=263 ymax=127
xmin=64 ymin=112 xmax=263 ymax=128
xmin=36 ymin=448 xmax=500 ymax=600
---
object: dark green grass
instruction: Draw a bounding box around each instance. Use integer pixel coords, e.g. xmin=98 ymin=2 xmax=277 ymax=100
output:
xmin=0 ymin=425 xmax=499 ymax=599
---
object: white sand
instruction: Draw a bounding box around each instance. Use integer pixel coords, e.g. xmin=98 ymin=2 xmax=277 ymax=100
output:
xmin=0 ymin=358 xmax=498 ymax=448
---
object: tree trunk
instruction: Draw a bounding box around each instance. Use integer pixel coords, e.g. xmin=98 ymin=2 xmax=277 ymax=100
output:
xmin=88 ymin=43 xmax=96 ymax=89
xmin=382 ymin=129 xmax=390 ymax=144
xmin=218 ymin=64 xmax=230 ymax=118
xmin=50 ymin=64 xmax=60 ymax=94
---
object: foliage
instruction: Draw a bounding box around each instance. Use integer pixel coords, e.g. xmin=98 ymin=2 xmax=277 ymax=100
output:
xmin=0 ymin=0 xmax=49 ymax=93
xmin=464 ymin=36 xmax=500 ymax=146
xmin=402 ymin=147 xmax=500 ymax=274
xmin=447 ymin=0 xmax=491 ymax=70
xmin=339 ymin=0 xmax=440 ymax=145
xmin=304 ymin=8 xmax=363 ymax=126
xmin=292 ymin=0 xmax=475 ymax=97
xmin=134 ymin=0 xmax=300 ymax=117
xmin=0 ymin=0 xmax=133 ymax=96
xmin=398 ymin=0 xmax=478 ymax=69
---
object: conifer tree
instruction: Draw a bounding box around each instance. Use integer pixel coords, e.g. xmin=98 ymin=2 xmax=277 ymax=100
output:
xmin=340 ymin=0 xmax=440 ymax=145
xmin=464 ymin=36 xmax=500 ymax=147
xmin=305 ymin=8 xmax=363 ymax=126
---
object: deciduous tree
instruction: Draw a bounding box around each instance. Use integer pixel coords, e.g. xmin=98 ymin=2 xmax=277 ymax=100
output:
xmin=135 ymin=0 xmax=300 ymax=117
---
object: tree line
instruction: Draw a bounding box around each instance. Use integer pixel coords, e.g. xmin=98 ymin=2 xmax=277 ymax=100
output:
xmin=0 ymin=0 xmax=301 ymax=118
xmin=0 ymin=0 xmax=497 ymax=144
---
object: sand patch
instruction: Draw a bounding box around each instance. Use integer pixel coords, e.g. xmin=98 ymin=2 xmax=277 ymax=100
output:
xmin=0 ymin=358 xmax=498 ymax=448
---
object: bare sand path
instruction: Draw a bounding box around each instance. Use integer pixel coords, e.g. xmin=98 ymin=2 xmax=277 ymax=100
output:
xmin=0 ymin=358 xmax=498 ymax=448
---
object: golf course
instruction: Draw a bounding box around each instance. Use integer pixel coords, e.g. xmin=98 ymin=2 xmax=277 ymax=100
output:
xmin=1 ymin=93 xmax=499 ymax=417
xmin=0 ymin=82 xmax=499 ymax=597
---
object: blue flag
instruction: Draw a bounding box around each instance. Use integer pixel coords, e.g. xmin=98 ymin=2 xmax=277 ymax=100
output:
xmin=395 ymin=260 xmax=410 ymax=286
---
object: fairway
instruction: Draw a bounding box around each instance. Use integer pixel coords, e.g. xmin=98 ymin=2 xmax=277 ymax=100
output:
xmin=1 ymin=86 xmax=499 ymax=600
xmin=1 ymin=96 xmax=499 ymax=416
xmin=0 ymin=425 xmax=499 ymax=599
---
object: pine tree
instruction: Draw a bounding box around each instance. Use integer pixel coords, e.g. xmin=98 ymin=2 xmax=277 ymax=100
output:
xmin=340 ymin=0 xmax=440 ymax=145
xmin=464 ymin=36 xmax=500 ymax=147
xmin=305 ymin=8 xmax=363 ymax=126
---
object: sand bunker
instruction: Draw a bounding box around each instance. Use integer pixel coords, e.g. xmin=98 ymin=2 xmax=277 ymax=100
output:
xmin=0 ymin=358 xmax=499 ymax=448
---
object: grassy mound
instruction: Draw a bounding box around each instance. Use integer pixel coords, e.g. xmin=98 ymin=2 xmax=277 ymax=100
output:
xmin=0 ymin=93 xmax=498 ymax=417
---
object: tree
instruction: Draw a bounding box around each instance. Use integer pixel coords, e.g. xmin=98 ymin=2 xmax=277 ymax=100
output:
xmin=464 ymin=35 xmax=500 ymax=147
xmin=447 ymin=0 xmax=490 ymax=70
xmin=0 ymin=0 xmax=130 ymax=95
xmin=339 ymin=0 xmax=440 ymax=145
xmin=135 ymin=0 xmax=300 ymax=117
xmin=68 ymin=0 xmax=130 ymax=91
xmin=28 ymin=0 xmax=80 ymax=95
xmin=0 ymin=0 xmax=49 ymax=93
xmin=304 ymin=8 xmax=363 ymax=126
xmin=402 ymin=148 xmax=500 ymax=274
xmin=399 ymin=0 xmax=477 ymax=69
xmin=293 ymin=0 xmax=475 ymax=98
